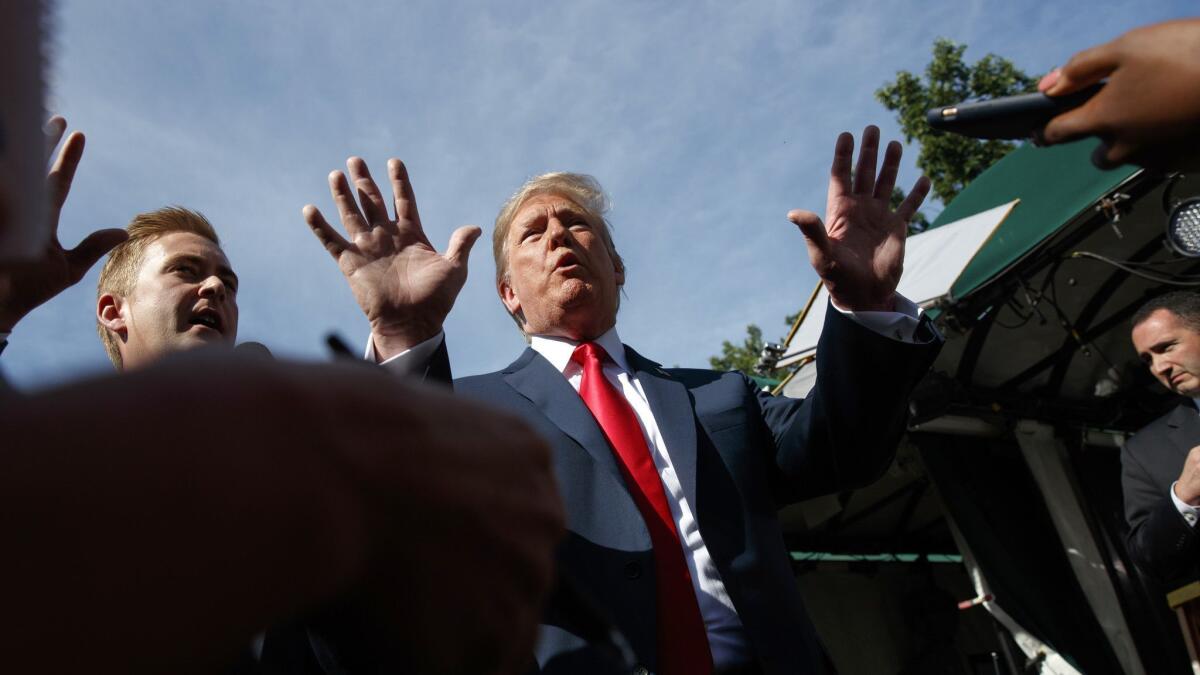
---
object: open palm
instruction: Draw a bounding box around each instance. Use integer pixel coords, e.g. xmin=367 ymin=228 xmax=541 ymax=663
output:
xmin=304 ymin=158 xmax=479 ymax=356
xmin=788 ymin=126 xmax=930 ymax=312
xmin=0 ymin=117 xmax=127 ymax=332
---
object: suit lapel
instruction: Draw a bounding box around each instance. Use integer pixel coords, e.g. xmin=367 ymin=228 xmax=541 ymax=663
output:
xmin=1166 ymin=402 xmax=1200 ymax=459
xmin=502 ymin=347 xmax=624 ymax=483
xmin=625 ymin=346 xmax=700 ymax=509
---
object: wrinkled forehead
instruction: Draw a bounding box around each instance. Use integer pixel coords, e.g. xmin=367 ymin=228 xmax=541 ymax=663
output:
xmin=512 ymin=191 xmax=595 ymax=226
xmin=139 ymin=231 xmax=233 ymax=274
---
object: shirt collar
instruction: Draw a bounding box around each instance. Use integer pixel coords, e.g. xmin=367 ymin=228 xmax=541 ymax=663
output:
xmin=530 ymin=326 xmax=629 ymax=375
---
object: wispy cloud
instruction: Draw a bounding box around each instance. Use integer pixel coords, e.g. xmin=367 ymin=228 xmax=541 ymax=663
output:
xmin=6 ymin=0 xmax=1192 ymax=388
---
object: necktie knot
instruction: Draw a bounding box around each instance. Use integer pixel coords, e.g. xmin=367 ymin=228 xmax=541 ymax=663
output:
xmin=571 ymin=341 xmax=609 ymax=368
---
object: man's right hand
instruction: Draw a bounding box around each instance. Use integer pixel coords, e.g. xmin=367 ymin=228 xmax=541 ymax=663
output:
xmin=1175 ymin=445 xmax=1200 ymax=507
xmin=0 ymin=116 xmax=127 ymax=332
xmin=303 ymin=158 xmax=481 ymax=361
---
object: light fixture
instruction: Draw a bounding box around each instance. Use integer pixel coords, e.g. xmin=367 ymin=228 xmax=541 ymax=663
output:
xmin=1166 ymin=197 xmax=1200 ymax=257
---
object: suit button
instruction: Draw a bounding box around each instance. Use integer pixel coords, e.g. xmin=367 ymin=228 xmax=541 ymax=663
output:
xmin=632 ymin=665 xmax=649 ymax=675
xmin=624 ymin=561 xmax=642 ymax=580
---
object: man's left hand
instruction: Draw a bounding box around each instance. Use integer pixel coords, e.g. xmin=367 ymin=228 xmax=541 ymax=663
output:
xmin=788 ymin=125 xmax=930 ymax=312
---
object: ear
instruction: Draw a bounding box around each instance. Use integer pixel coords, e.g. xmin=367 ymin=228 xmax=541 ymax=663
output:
xmin=499 ymin=278 xmax=522 ymax=319
xmin=614 ymin=260 xmax=625 ymax=287
xmin=97 ymin=293 xmax=128 ymax=338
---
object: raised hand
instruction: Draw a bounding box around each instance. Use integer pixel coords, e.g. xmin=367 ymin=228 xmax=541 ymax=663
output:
xmin=1040 ymin=18 xmax=1200 ymax=171
xmin=303 ymin=158 xmax=480 ymax=360
xmin=0 ymin=116 xmax=128 ymax=332
xmin=787 ymin=126 xmax=930 ymax=312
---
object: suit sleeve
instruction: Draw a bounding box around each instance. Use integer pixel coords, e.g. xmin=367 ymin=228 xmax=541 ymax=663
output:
xmin=1122 ymin=436 xmax=1199 ymax=582
xmin=756 ymin=302 xmax=941 ymax=503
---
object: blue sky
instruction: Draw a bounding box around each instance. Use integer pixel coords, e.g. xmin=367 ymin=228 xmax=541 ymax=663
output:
xmin=6 ymin=0 xmax=1193 ymax=389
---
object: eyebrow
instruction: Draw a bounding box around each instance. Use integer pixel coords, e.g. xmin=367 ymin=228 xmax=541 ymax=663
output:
xmin=163 ymin=253 xmax=239 ymax=286
xmin=514 ymin=203 xmax=589 ymax=229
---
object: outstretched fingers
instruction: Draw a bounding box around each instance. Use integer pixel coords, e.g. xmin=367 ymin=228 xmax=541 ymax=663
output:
xmin=347 ymin=157 xmax=390 ymax=225
xmin=328 ymin=170 xmax=370 ymax=237
xmin=303 ymin=204 xmax=352 ymax=260
xmin=895 ymin=176 xmax=932 ymax=224
xmin=873 ymin=140 xmax=903 ymax=200
xmin=47 ymin=130 xmax=86 ymax=231
xmin=388 ymin=158 xmax=423 ymax=228
xmin=852 ymin=125 xmax=880 ymax=195
xmin=827 ymin=132 xmax=854 ymax=203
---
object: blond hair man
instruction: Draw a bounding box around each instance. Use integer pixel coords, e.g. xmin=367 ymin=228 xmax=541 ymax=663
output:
xmin=96 ymin=207 xmax=238 ymax=370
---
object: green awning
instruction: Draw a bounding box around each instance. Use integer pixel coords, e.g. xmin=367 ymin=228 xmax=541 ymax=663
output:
xmin=929 ymin=138 xmax=1139 ymax=301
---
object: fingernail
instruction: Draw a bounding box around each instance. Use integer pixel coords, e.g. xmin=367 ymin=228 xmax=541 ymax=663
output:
xmin=1038 ymin=68 xmax=1060 ymax=93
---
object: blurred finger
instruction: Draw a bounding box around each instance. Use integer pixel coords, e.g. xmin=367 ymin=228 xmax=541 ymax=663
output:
xmin=303 ymin=205 xmax=352 ymax=259
xmin=328 ymin=170 xmax=369 ymax=237
xmin=44 ymin=116 xmax=67 ymax=157
xmin=852 ymin=125 xmax=879 ymax=195
xmin=895 ymin=176 xmax=932 ymax=223
xmin=65 ymin=229 xmax=128 ymax=282
xmin=828 ymin=132 xmax=854 ymax=201
xmin=1046 ymin=42 xmax=1119 ymax=96
xmin=1041 ymin=97 xmax=1108 ymax=145
xmin=347 ymin=157 xmax=390 ymax=225
xmin=873 ymin=140 xmax=902 ymax=200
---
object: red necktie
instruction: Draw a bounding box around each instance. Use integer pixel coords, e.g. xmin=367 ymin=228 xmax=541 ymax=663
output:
xmin=571 ymin=342 xmax=713 ymax=675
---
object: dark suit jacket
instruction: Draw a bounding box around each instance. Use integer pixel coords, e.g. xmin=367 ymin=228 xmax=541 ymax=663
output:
xmin=451 ymin=306 xmax=940 ymax=674
xmin=1123 ymin=402 xmax=1200 ymax=583
xmin=263 ymin=305 xmax=939 ymax=675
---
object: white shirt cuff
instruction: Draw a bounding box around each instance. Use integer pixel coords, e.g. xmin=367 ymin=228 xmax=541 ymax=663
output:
xmin=1171 ymin=481 xmax=1200 ymax=527
xmin=364 ymin=331 xmax=445 ymax=376
xmin=832 ymin=294 xmax=923 ymax=343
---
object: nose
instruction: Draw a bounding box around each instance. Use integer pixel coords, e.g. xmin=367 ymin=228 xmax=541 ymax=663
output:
xmin=545 ymin=217 xmax=570 ymax=247
xmin=198 ymin=275 xmax=227 ymax=300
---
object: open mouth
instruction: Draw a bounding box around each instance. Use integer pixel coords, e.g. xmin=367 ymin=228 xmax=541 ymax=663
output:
xmin=555 ymin=252 xmax=581 ymax=269
xmin=189 ymin=307 xmax=224 ymax=334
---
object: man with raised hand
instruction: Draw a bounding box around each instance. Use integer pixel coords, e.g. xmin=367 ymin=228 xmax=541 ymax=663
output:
xmin=1126 ymin=291 xmax=1200 ymax=584
xmin=0 ymin=118 xmax=563 ymax=675
xmin=305 ymin=125 xmax=942 ymax=675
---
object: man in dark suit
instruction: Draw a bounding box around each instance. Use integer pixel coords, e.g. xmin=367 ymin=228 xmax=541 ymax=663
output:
xmin=1126 ymin=291 xmax=1200 ymax=584
xmin=302 ymin=125 xmax=941 ymax=674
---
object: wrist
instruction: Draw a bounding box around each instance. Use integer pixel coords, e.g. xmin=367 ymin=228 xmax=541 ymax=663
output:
xmin=829 ymin=291 xmax=897 ymax=313
xmin=369 ymin=319 xmax=442 ymax=362
xmin=1174 ymin=481 xmax=1200 ymax=507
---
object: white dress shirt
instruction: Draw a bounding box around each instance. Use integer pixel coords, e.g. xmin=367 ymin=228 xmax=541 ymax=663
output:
xmin=368 ymin=297 xmax=928 ymax=668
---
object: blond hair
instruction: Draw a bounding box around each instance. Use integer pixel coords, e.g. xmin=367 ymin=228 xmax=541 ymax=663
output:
xmin=96 ymin=207 xmax=219 ymax=368
xmin=492 ymin=173 xmax=624 ymax=332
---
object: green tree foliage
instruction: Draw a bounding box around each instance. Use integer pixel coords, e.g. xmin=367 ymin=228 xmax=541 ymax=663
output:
xmin=712 ymin=40 xmax=1025 ymax=376
xmin=710 ymin=314 xmax=799 ymax=378
xmin=876 ymin=38 xmax=1038 ymax=206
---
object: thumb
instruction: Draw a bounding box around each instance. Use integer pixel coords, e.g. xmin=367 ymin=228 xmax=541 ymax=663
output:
xmin=66 ymin=228 xmax=129 ymax=282
xmin=446 ymin=225 xmax=482 ymax=265
xmin=787 ymin=209 xmax=831 ymax=262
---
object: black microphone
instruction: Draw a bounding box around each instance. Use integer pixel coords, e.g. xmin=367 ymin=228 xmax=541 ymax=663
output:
xmin=235 ymin=341 xmax=274 ymax=360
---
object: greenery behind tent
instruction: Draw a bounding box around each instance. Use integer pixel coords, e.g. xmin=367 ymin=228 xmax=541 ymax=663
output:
xmin=710 ymin=39 xmax=1039 ymax=377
